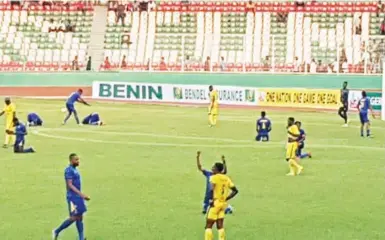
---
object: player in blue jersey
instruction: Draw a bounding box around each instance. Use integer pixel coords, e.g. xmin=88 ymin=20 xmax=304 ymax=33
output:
xmin=63 ymin=89 xmax=90 ymax=125
xmin=357 ymin=91 xmax=375 ymax=137
xmin=196 ymin=151 xmax=233 ymax=215
xmin=256 ymin=111 xmax=272 ymax=142
xmin=338 ymin=81 xmax=350 ymax=127
xmin=53 ymin=153 xmax=90 ymax=240
xmin=295 ymin=121 xmax=311 ymax=159
xmin=6 ymin=118 xmax=35 ymax=153
xmin=27 ymin=112 xmax=43 ymax=126
xmin=82 ymin=112 xmax=104 ymax=126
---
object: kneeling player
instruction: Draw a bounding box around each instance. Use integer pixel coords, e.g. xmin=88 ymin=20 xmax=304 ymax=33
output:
xmin=256 ymin=111 xmax=271 ymax=141
xmin=6 ymin=118 xmax=35 ymax=153
xmin=27 ymin=112 xmax=43 ymax=126
xmin=82 ymin=112 xmax=103 ymax=126
xmin=196 ymin=151 xmax=234 ymax=215
xmin=295 ymin=121 xmax=311 ymax=159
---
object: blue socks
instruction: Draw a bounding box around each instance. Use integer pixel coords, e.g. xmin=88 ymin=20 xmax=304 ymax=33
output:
xmin=76 ymin=220 xmax=84 ymax=240
xmin=54 ymin=219 xmax=84 ymax=240
xmin=23 ymin=147 xmax=35 ymax=153
xmin=55 ymin=219 xmax=74 ymax=236
xmin=300 ymin=153 xmax=309 ymax=159
xmin=64 ymin=113 xmax=72 ymax=123
xmin=74 ymin=112 xmax=80 ymax=124
xmin=360 ymin=129 xmax=364 ymax=137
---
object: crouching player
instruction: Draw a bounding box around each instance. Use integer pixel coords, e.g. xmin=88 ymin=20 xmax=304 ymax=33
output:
xmin=27 ymin=112 xmax=43 ymax=126
xmin=256 ymin=111 xmax=271 ymax=142
xmin=6 ymin=118 xmax=35 ymax=153
xmin=196 ymin=151 xmax=233 ymax=215
xmin=82 ymin=112 xmax=104 ymax=126
xmin=295 ymin=121 xmax=311 ymax=159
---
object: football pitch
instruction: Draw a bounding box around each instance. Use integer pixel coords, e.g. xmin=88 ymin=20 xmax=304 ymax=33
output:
xmin=0 ymin=99 xmax=384 ymax=240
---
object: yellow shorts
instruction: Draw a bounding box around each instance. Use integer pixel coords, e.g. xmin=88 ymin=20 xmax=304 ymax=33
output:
xmin=5 ymin=121 xmax=13 ymax=131
xmin=206 ymin=200 xmax=227 ymax=220
xmin=286 ymin=142 xmax=298 ymax=160
xmin=209 ymin=107 xmax=218 ymax=115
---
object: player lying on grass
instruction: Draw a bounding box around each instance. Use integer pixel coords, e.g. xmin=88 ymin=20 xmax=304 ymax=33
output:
xmin=63 ymin=89 xmax=90 ymax=125
xmin=82 ymin=112 xmax=104 ymax=126
xmin=27 ymin=112 xmax=43 ymax=126
xmin=6 ymin=118 xmax=35 ymax=153
xmin=196 ymin=151 xmax=233 ymax=215
xmin=358 ymin=91 xmax=375 ymax=137
xmin=204 ymin=161 xmax=238 ymax=240
xmin=256 ymin=111 xmax=271 ymax=142
xmin=295 ymin=121 xmax=311 ymax=159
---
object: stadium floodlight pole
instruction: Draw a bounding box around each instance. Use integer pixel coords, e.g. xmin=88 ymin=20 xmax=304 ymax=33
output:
xmin=381 ymin=60 xmax=385 ymax=121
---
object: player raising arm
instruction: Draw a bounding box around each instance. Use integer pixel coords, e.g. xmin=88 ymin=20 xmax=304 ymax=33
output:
xmin=63 ymin=89 xmax=90 ymax=125
xmin=204 ymin=162 xmax=239 ymax=240
xmin=357 ymin=91 xmax=375 ymax=137
xmin=196 ymin=151 xmax=233 ymax=214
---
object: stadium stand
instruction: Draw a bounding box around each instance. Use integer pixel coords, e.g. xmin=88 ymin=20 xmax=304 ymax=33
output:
xmin=0 ymin=1 xmax=93 ymax=71
xmin=1 ymin=1 xmax=385 ymax=74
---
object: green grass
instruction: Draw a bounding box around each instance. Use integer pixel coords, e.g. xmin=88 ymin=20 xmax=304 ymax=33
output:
xmin=1 ymin=99 xmax=385 ymax=240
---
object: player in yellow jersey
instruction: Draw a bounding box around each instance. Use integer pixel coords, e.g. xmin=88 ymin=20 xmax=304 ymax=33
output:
xmin=0 ymin=97 xmax=16 ymax=148
xmin=286 ymin=117 xmax=304 ymax=176
xmin=204 ymin=161 xmax=239 ymax=240
xmin=208 ymin=85 xmax=219 ymax=127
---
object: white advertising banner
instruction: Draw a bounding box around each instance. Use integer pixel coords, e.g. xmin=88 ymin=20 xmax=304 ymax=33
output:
xmin=92 ymin=81 xmax=257 ymax=106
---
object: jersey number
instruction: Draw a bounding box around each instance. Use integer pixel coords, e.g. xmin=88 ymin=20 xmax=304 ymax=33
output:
xmin=262 ymin=122 xmax=266 ymax=129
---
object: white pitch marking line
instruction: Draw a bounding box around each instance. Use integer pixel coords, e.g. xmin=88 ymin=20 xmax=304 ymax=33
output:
xmin=33 ymin=131 xmax=274 ymax=148
xmin=33 ymin=128 xmax=385 ymax=151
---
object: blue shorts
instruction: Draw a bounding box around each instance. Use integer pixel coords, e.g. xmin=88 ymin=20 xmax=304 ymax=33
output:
xmin=359 ymin=112 xmax=369 ymax=124
xmin=14 ymin=139 xmax=24 ymax=152
xmin=257 ymin=131 xmax=269 ymax=136
xmin=66 ymin=103 xmax=76 ymax=114
xmin=67 ymin=197 xmax=87 ymax=216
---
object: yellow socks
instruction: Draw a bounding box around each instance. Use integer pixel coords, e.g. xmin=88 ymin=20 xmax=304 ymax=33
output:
xmin=4 ymin=134 xmax=10 ymax=145
xmin=212 ymin=115 xmax=218 ymax=126
xmin=205 ymin=229 xmax=213 ymax=240
xmin=209 ymin=114 xmax=214 ymax=126
xmin=288 ymin=159 xmax=303 ymax=175
xmin=9 ymin=134 xmax=15 ymax=145
xmin=218 ymin=228 xmax=225 ymax=240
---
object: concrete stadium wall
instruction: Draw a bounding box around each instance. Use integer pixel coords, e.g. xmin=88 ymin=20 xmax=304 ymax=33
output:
xmin=0 ymin=72 xmax=381 ymax=97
